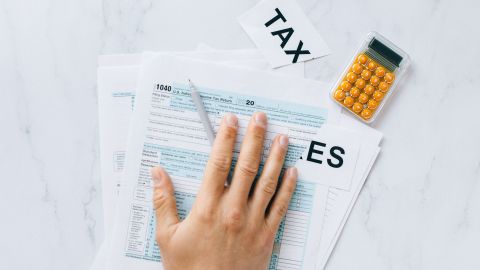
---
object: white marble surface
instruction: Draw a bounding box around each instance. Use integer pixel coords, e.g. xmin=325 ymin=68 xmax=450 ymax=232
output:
xmin=1 ymin=0 xmax=479 ymax=269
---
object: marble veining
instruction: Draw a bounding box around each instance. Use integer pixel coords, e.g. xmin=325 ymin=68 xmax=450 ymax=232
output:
xmin=0 ymin=0 xmax=479 ymax=269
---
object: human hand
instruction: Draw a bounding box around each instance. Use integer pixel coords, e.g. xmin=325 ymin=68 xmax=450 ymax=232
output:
xmin=151 ymin=112 xmax=297 ymax=270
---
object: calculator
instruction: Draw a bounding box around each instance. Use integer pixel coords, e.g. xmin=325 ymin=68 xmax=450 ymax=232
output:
xmin=331 ymin=32 xmax=410 ymax=123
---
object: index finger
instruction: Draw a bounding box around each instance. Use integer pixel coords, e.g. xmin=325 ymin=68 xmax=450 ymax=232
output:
xmin=198 ymin=113 xmax=238 ymax=199
xmin=228 ymin=112 xmax=267 ymax=206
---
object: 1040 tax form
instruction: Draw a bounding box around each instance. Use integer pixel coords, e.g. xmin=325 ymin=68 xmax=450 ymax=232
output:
xmin=108 ymin=55 xmax=341 ymax=270
xmin=97 ymin=50 xmax=303 ymax=237
xmin=94 ymin=50 xmax=306 ymax=270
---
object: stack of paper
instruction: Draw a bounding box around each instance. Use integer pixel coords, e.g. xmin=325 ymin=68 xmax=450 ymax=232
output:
xmin=92 ymin=46 xmax=382 ymax=270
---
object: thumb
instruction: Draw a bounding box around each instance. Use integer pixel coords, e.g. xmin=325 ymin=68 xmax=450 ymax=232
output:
xmin=151 ymin=166 xmax=179 ymax=242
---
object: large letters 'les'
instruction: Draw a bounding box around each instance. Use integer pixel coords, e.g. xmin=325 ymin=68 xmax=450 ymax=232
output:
xmin=301 ymin=141 xmax=345 ymax=169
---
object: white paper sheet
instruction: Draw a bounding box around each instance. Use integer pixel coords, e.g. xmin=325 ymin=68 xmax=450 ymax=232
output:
xmin=98 ymin=54 xmax=143 ymax=67
xmin=238 ymin=0 xmax=331 ymax=67
xmin=196 ymin=43 xmax=305 ymax=77
xmin=107 ymin=55 xmax=341 ymax=270
xmin=316 ymin=147 xmax=380 ymax=270
xmin=96 ymin=51 xmax=380 ymax=270
xmin=314 ymin=113 xmax=383 ymax=269
xmin=296 ymin=125 xmax=362 ymax=190
xmin=98 ymin=66 xmax=138 ymax=236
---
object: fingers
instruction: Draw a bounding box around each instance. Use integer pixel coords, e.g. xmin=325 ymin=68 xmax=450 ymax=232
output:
xmin=266 ymin=167 xmax=297 ymax=232
xmin=152 ymin=166 xmax=179 ymax=243
xmin=228 ymin=112 xmax=267 ymax=205
xmin=199 ymin=113 xmax=238 ymax=198
xmin=250 ymin=134 xmax=289 ymax=219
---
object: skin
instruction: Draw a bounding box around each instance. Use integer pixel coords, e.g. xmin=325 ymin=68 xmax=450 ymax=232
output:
xmin=151 ymin=112 xmax=298 ymax=270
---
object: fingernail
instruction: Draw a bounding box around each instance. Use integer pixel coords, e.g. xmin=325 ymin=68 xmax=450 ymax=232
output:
xmin=278 ymin=135 xmax=289 ymax=149
xmin=224 ymin=113 xmax=238 ymax=128
xmin=286 ymin=167 xmax=298 ymax=179
xmin=151 ymin=168 xmax=162 ymax=187
xmin=254 ymin=112 xmax=267 ymax=128
xmin=152 ymin=176 xmax=162 ymax=188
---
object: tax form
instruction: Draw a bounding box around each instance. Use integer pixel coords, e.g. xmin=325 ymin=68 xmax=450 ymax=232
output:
xmin=107 ymin=55 xmax=340 ymax=270
xmin=95 ymin=51 xmax=307 ymax=270
xmin=97 ymin=51 xmax=306 ymax=236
